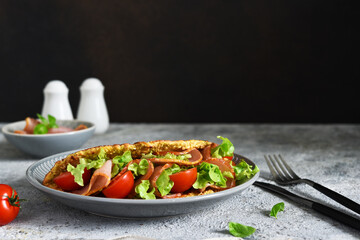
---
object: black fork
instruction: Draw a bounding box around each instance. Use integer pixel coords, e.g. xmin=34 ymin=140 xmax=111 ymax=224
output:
xmin=265 ymin=154 xmax=360 ymax=215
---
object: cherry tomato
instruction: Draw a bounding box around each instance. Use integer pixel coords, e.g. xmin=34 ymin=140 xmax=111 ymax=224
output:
xmin=224 ymin=156 xmax=233 ymax=160
xmin=54 ymin=168 xmax=91 ymax=191
xmin=102 ymin=171 xmax=134 ymax=198
xmin=0 ymin=184 xmax=23 ymax=226
xmin=170 ymin=167 xmax=197 ymax=193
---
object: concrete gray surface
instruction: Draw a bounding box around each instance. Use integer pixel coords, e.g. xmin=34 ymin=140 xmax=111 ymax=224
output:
xmin=0 ymin=123 xmax=359 ymax=240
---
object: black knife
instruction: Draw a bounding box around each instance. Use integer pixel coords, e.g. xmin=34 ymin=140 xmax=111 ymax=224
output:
xmin=254 ymin=181 xmax=360 ymax=230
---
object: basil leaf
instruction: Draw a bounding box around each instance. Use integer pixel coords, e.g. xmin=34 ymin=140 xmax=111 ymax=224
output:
xmin=228 ymin=222 xmax=256 ymax=238
xmin=36 ymin=113 xmax=58 ymax=129
xmin=36 ymin=113 xmax=48 ymax=125
xmin=135 ymin=180 xmax=156 ymax=200
xmin=211 ymin=136 xmax=235 ymax=158
xmin=47 ymin=114 xmax=58 ymax=128
xmin=33 ymin=123 xmax=48 ymax=134
xmin=270 ymin=202 xmax=285 ymax=219
xmin=233 ymin=160 xmax=259 ymax=185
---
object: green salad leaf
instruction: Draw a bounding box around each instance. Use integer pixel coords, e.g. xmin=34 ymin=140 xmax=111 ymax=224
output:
xmin=228 ymin=222 xmax=256 ymax=238
xmin=192 ymin=162 xmax=228 ymax=189
xmin=85 ymin=148 xmax=108 ymax=170
xmin=156 ymin=164 xmax=181 ymax=196
xmin=67 ymin=158 xmax=88 ymax=186
xmin=211 ymin=136 xmax=235 ymax=158
xmin=33 ymin=113 xmax=59 ymax=134
xmin=142 ymin=152 xmax=192 ymax=161
xmin=128 ymin=159 xmax=149 ymax=177
xmin=270 ymin=202 xmax=285 ymax=219
xmin=68 ymin=149 xmax=135 ymax=185
xmin=233 ymin=160 xmax=259 ymax=185
xmin=135 ymin=180 xmax=156 ymax=200
xmin=111 ymin=150 xmax=133 ymax=177
xmin=67 ymin=148 xmax=109 ymax=186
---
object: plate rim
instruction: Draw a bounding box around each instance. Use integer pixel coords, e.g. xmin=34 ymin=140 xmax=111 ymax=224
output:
xmin=2 ymin=120 xmax=96 ymax=137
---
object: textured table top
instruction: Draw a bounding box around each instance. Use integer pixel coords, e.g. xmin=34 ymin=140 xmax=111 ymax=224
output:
xmin=0 ymin=123 xmax=359 ymax=240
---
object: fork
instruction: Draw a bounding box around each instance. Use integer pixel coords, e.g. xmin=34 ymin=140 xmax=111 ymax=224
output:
xmin=265 ymin=154 xmax=360 ymax=215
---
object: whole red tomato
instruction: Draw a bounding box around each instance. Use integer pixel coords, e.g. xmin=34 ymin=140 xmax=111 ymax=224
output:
xmin=0 ymin=184 xmax=23 ymax=226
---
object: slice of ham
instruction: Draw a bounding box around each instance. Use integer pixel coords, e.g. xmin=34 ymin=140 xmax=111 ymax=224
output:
xmin=201 ymin=145 xmax=211 ymax=160
xmin=48 ymin=126 xmax=73 ymax=134
xmin=23 ymin=117 xmax=40 ymax=134
xmin=201 ymin=158 xmax=236 ymax=191
xmin=149 ymin=163 xmax=174 ymax=198
xmin=161 ymin=193 xmax=182 ymax=199
xmin=72 ymin=160 xmax=112 ymax=196
xmin=123 ymin=159 xmax=154 ymax=198
xmin=74 ymin=124 xmax=88 ymax=131
xmin=14 ymin=130 xmax=28 ymax=134
xmin=148 ymin=148 xmax=203 ymax=166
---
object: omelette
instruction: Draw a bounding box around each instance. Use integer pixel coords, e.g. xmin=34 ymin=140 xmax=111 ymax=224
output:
xmin=42 ymin=137 xmax=259 ymax=199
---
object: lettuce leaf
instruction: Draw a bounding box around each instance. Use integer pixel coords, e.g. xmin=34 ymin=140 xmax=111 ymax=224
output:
xmin=66 ymin=148 xmax=132 ymax=185
xmin=111 ymin=150 xmax=133 ymax=177
xmin=156 ymin=164 xmax=181 ymax=196
xmin=66 ymin=158 xmax=87 ymax=186
xmin=66 ymin=149 xmax=109 ymax=186
xmin=142 ymin=152 xmax=191 ymax=161
xmin=211 ymin=136 xmax=235 ymax=158
xmin=84 ymin=148 xmax=108 ymax=169
xmin=135 ymin=180 xmax=156 ymax=200
xmin=128 ymin=159 xmax=149 ymax=177
xmin=233 ymin=160 xmax=259 ymax=185
xmin=192 ymin=162 xmax=228 ymax=189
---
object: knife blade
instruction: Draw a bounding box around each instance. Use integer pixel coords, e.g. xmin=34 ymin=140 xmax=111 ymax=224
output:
xmin=254 ymin=181 xmax=360 ymax=230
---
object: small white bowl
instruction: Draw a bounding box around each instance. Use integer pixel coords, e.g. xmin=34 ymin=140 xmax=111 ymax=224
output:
xmin=2 ymin=120 xmax=95 ymax=158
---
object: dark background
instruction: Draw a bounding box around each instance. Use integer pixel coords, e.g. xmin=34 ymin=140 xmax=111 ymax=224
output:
xmin=0 ymin=1 xmax=359 ymax=123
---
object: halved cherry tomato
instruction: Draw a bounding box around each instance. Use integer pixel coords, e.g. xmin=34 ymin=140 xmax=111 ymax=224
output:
xmin=170 ymin=167 xmax=197 ymax=193
xmin=224 ymin=156 xmax=233 ymax=160
xmin=53 ymin=168 xmax=91 ymax=191
xmin=102 ymin=171 xmax=134 ymax=198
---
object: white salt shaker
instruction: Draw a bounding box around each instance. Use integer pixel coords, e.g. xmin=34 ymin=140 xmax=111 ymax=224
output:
xmin=41 ymin=80 xmax=74 ymax=120
xmin=77 ymin=78 xmax=109 ymax=134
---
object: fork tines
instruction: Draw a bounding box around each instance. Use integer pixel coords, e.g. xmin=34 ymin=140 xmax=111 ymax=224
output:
xmin=265 ymin=154 xmax=300 ymax=183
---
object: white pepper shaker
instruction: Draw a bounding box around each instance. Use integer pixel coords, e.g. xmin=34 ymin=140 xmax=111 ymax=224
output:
xmin=77 ymin=78 xmax=109 ymax=134
xmin=41 ymin=80 xmax=74 ymax=120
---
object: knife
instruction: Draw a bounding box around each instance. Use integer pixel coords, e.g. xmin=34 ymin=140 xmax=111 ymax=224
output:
xmin=254 ymin=181 xmax=360 ymax=230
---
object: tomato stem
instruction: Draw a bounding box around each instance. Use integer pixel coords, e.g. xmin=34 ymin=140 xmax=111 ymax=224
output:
xmin=3 ymin=190 xmax=26 ymax=208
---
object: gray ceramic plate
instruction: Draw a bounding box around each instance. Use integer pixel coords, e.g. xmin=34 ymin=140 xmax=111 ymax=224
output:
xmin=26 ymin=151 xmax=259 ymax=218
